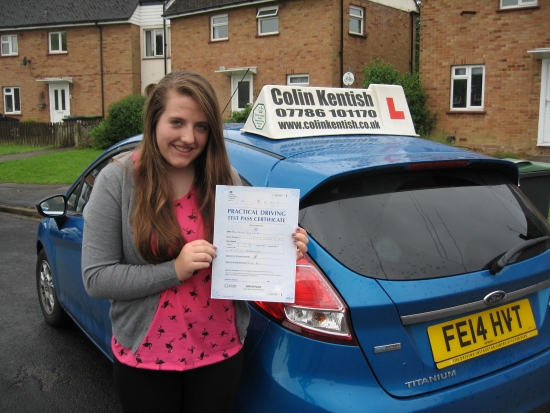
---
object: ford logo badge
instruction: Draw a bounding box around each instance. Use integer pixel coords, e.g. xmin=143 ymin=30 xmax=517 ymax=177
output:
xmin=484 ymin=291 xmax=506 ymax=305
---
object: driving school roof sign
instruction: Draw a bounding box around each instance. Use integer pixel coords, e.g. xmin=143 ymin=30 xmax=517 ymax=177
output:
xmin=242 ymin=84 xmax=417 ymax=139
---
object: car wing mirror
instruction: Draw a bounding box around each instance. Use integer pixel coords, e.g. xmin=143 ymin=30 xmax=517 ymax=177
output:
xmin=36 ymin=195 xmax=68 ymax=227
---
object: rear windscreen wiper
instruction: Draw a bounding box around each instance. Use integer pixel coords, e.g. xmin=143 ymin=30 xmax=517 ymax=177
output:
xmin=489 ymin=236 xmax=550 ymax=275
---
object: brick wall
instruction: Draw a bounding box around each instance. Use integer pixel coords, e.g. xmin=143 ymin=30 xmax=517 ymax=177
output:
xmin=170 ymin=0 xmax=415 ymax=116
xmin=420 ymin=0 xmax=550 ymax=153
xmin=0 ymin=24 xmax=141 ymax=122
xmin=344 ymin=0 xmax=415 ymax=85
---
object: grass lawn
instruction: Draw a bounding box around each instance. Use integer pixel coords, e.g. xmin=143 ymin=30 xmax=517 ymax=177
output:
xmin=0 ymin=144 xmax=54 ymax=156
xmin=0 ymin=149 xmax=103 ymax=184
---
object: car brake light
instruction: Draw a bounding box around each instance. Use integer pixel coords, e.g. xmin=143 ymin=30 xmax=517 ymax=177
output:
xmin=254 ymin=255 xmax=356 ymax=344
xmin=407 ymin=160 xmax=469 ymax=170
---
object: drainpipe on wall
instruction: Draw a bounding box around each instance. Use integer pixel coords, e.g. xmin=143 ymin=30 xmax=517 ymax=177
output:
xmin=340 ymin=0 xmax=344 ymax=87
xmin=163 ymin=1 xmax=167 ymax=75
xmin=96 ymin=23 xmax=105 ymax=119
xmin=409 ymin=11 xmax=418 ymax=73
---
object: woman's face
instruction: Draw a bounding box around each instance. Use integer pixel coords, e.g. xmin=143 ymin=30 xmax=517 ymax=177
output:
xmin=155 ymin=91 xmax=209 ymax=172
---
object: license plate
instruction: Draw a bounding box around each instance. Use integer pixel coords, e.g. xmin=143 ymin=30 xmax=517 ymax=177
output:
xmin=427 ymin=299 xmax=538 ymax=369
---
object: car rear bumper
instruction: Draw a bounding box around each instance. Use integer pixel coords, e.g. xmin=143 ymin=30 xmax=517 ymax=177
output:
xmin=235 ymin=309 xmax=550 ymax=413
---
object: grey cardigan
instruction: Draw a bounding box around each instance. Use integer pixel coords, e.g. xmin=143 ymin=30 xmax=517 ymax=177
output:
xmin=82 ymin=152 xmax=250 ymax=354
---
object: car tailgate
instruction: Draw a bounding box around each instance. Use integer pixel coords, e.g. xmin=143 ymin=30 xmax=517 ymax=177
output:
xmin=359 ymin=261 xmax=550 ymax=397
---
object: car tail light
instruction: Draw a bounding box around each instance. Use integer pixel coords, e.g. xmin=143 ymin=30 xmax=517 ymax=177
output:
xmin=254 ymin=255 xmax=356 ymax=345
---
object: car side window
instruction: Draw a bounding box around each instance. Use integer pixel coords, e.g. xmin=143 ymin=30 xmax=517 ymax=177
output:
xmin=67 ymin=160 xmax=109 ymax=214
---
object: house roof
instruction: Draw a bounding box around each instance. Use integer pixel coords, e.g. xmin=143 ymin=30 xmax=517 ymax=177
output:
xmin=0 ymin=0 xmax=141 ymax=30
xmin=165 ymin=0 xmax=276 ymax=17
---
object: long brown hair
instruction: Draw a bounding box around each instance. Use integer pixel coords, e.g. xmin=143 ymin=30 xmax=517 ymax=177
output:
xmin=134 ymin=70 xmax=234 ymax=263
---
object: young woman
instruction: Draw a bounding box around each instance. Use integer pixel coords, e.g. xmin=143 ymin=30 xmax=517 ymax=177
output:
xmin=82 ymin=70 xmax=308 ymax=413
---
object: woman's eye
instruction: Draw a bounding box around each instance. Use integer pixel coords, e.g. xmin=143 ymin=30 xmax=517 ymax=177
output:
xmin=197 ymin=124 xmax=209 ymax=131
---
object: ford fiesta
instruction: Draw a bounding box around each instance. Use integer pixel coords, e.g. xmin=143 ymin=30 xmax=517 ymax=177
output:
xmin=36 ymin=84 xmax=550 ymax=413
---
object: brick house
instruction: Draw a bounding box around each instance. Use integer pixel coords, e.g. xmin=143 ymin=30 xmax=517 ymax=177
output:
xmin=419 ymin=0 xmax=550 ymax=153
xmin=164 ymin=0 xmax=418 ymax=117
xmin=0 ymin=0 xmax=171 ymax=123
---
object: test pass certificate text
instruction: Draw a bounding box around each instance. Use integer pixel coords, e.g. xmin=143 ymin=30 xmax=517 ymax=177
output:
xmin=211 ymin=185 xmax=300 ymax=302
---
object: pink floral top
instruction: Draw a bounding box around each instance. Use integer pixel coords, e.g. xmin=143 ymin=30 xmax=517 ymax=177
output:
xmin=112 ymin=187 xmax=242 ymax=371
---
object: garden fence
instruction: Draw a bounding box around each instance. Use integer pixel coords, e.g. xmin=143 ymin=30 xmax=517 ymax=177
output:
xmin=0 ymin=118 xmax=102 ymax=148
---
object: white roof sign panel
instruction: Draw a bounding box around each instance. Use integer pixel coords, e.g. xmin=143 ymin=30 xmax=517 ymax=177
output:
xmin=242 ymin=84 xmax=417 ymax=139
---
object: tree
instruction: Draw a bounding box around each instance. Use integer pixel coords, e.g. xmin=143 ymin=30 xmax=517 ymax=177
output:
xmin=362 ymin=58 xmax=436 ymax=137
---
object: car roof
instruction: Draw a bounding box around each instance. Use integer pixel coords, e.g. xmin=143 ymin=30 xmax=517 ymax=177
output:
xmin=223 ymin=124 xmax=519 ymax=195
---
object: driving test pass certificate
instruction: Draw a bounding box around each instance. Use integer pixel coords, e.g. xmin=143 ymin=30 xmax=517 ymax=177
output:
xmin=211 ymin=185 xmax=300 ymax=302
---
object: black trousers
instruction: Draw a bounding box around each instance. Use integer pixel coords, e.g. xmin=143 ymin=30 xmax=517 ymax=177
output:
xmin=113 ymin=349 xmax=244 ymax=413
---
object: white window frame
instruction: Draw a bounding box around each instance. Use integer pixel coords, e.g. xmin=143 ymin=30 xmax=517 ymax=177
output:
xmin=3 ymin=87 xmax=21 ymax=114
xmin=500 ymin=0 xmax=537 ymax=9
xmin=450 ymin=65 xmax=485 ymax=111
xmin=1 ymin=34 xmax=18 ymax=56
xmin=287 ymin=74 xmax=310 ymax=86
xmin=257 ymin=6 xmax=278 ymax=36
xmin=49 ymin=31 xmax=67 ymax=54
xmin=144 ymin=28 xmax=164 ymax=57
xmin=349 ymin=5 xmax=364 ymax=35
xmin=211 ymin=14 xmax=228 ymax=41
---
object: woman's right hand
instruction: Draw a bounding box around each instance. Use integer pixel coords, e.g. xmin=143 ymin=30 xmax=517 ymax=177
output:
xmin=174 ymin=240 xmax=217 ymax=282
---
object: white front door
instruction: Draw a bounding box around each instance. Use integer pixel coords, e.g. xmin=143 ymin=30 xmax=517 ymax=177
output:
xmin=49 ymin=84 xmax=70 ymax=123
xmin=231 ymin=75 xmax=253 ymax=112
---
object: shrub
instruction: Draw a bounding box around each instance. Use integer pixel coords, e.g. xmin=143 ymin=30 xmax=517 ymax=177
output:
xmin=88 ymin=121 xmax=108 ymax=149
xmin=226 ymin=104 xmax=252 ymax=123
xmin=362 ymin=58 xmax=436 ymax=138
xmin=91 ymin=94 xmax=146 ymax=149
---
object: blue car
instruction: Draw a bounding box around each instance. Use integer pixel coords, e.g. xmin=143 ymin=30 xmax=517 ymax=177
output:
xmin=36 ymin=85 xmax=550 ymax=412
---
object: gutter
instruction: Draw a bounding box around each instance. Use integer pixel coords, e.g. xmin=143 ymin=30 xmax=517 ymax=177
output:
xmin=163 ymin=0 xmax=276 ymax=19
xmin=0 ymin=20 xmax=132 ymax=32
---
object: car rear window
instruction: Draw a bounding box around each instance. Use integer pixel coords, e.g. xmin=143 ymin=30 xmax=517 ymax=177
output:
xmin=299 ymin=168 xmax=550 ymax=280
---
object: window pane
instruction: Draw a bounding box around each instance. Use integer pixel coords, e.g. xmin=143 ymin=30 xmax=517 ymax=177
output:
xmin=501 ymin=0 xmax=518 ymax=6
xmin=55 ymin=90 xmax=59 ymax=111
xmin=155 ymin=31 xmax=163 ymax=56
xmin=290 ymin=76 xmax=309 ymax=84
xmin=258 ymin=8 xmax=277 ymax=17
xmin=213 ymin=16 xmax=227 ymax=25
xmin=260 ymin=17 xmax=278 ymax=34
xmin=61 ymin=32 xmax=67 ymax=51
xmin=214 ymin=26 xmax=228 ymax=39
xmin=5 ymin=94 xmax=13 ymax=112
xmin=145 ymin=31 xmax=153 ymax=56
xmin=11 ymin=36 xmax=17 ymax=53
xmin=14 ymin=88 xmax=20 ymax=112
xmin=237 ymin=81 xmax=250 ymax=109
xmin=350 ymin=17 xmax=361 ymax=34
xmin=350 ymin=8 xmax=362 ymax=17
xmin=452 ymin=79 xmax=467 ymax=108
xmin=470 ymin=68 xmax=483 ymax=107
xmin=454 ymin=68 xmax=466 ymax=76
xmin=61 ymin=90 xmax=66 ymax=111
xmin=1 ymin=43 xmax=7 ymax=55
xmin=50 ymin=33 xmax=59 ymax=51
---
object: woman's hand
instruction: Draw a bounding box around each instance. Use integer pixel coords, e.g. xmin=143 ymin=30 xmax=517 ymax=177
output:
xmin=293 ymin=227 xmax=309 ymax=260
xmin=174 ymin=240 xmax=217 ymax=282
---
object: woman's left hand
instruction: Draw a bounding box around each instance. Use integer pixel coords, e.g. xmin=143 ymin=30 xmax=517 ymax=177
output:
xmin=293 ymin=227 xmax=309 ymax=260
